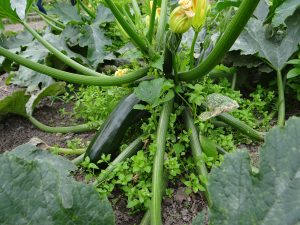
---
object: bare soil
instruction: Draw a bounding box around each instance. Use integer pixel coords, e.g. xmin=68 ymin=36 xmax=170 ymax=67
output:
xmin=4 ymin=21 xmax=47 ymax=32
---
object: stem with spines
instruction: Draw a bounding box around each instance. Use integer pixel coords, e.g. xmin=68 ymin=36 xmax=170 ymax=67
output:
xmin=151 ymin=99 xmax=173 ymax=225
xmin=28 ymin=116 xmax=94 ymax=133
xmin=183 ymin=108 xmax=211 ymax=206
xmin=147 ymin=0 xmax=158 ymax=43
xmin=32 ymin=7 xmax=65 ymax=29
xmin=189 ymin=30 xmax=199 ymax=69
xmin=276 ymin=70 xmax=285 ymax=126
xmin=104 ymin=0 xmax=149 ymax=55
xmin=78 ymin=0 xmax=96 ymax=19
xmin=156 ymin=0 xmax=168 ymax=50
xmin=0 ymin=45 xmax=149 ymax=86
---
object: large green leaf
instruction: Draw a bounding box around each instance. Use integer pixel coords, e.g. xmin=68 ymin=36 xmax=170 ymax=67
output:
xmin=49 ymin=2 xmax=82 ymax=24
xmin=10 ymin=143 xmax=76 ymax=175
xmin=272 ymin=0 xmax=300 ymax=26
xmin=231 ymin=10 xmax=300 ymax=71
xmin=94 ymin=4 xmax=114 ymax=24
xmin=0 ymin=31 xmax=33 ymax=49
xmin=0 ymin=82 xmax=65 ymax=121
xmin=199 ymin=117 xmax=300 ymax=225
xmin=25 ymin=82 xmax=65 ymax=115
xmin=78 ymin=23 xmax=112 ymax=68
xmin=0 ymin=0 xmax=34 ymax=21
xmin=0 ymin=144 xmax=115 ymax=225
xmin=44 ymin=32 xmax=89 ymax=66
xmin=9 ymin=40 xmax=54 ymax=92
xmin=0 ymin=89 xmax=29 ymax=120
xmin=0 ymin=31 xmax=33 ymax=66
xmin=134 ymin=78 xmax=164 ymax=105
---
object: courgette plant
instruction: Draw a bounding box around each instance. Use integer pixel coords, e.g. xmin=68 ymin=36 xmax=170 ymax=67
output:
xmin=0 ymin=0 xmax=263 ymax=224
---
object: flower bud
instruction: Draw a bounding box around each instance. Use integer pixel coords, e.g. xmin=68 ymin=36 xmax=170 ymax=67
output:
xmin=169 ymin=6 xmax=194 ymax=34
xmin=192 ymin=0 xmax=209 ymax=31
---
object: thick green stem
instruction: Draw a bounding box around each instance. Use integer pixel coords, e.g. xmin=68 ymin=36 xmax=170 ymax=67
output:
xmin=72 ymin=154 xmax=85 ymax=165
xmin=0 ymin=46 xmax=149 ymax=86
xmin=132 ymin=0 xmax=141 ymax=17
xmin=189 ymin=30 xmax=199 ymax=69
xmin=217 ymin=113 xmax=265 ymax=141
xmin=22 ymin=21 xmax=107 ymax=77
xmin=179 ymin=0 xmax=260 ymax=81
xmin=156 ymin=0 xmax=168 ymax=50
xmin=183 ymin=108 xmax=211 ymax=206
xmin=147 ymin=0 xmax=158 ymax=43
xmin=141 ymin=171 xmax=168 ymax=225
xmin=28 ymin=116 xmax=93 ymax=133
xmin=104 ymin=0 xmax=149 ymax=55
xmin=276 ymin=70 xmax=285 ymax=126
xmin=93 ymin=136 xmax=143 ymax=186
xmin=49 ymin=147 xmax=86 ymax=155
xmin=43 ymin=19 xmax=64 ymax=32
xmin=231 ymin=72 xmax=237 ymax=90
xmin=151 ymin=99 xmax=173 ymax=225
xmin=32 ymin=7 xmax=65 ymax=29
xmin=78 ymin=0 xmax=96 ymax=19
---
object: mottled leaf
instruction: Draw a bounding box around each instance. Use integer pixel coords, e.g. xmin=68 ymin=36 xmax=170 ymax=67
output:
xmin=192 ymin=210 xmax=207 ymax=225
xmin=253 ymin=0 xmax=269 ymax=21
xmin=0 ymin=144 xmax=115 ymax=225
xmin=272 ymin=0 xmax=300 ymax=26
xmin=0 ymin=30 xmax=33 ymax=49
xmin=199 ymin=117 xmax=300 ymax=225
xmin=44 ymin=32 xmax=89 ymax=65
xmin=0 ymin=82 xmax=65 ymax=121
xmin=61 ymin=24 xmax=81 ymax=47
xmin=94 ymin=4 xmax=114 ymax=24
xmin=0 ymin=89 xmax=29 ymax=120
xmin=50 ymin=2 xmax=82 ymax=24
xmin=231 ymin=10 xmax=300 ymax=70
xmin=79 ymin=23 xmax=112 ymax=68
xmin=9 ymin=40 xmax=54 ymax=92
xmin=10 ymin=143 xmax=76 ymax=175
xmin=200 ymin=93 xmax=239 ymax=121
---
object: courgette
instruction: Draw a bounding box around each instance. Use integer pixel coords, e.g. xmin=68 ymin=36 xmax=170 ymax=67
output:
xmin=85 ymin=93 xmax=146 ymax=163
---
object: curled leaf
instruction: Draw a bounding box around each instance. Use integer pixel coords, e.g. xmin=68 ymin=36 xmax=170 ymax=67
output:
xmin=200 ymin=93 xmax=239 ymax=121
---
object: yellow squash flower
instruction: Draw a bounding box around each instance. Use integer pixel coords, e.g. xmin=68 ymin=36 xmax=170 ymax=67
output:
xmin=192 ymin=0 xmax=209 ymax=31
xmin=115 ymin=68 xmax=129 ymax=77
xmin=169 ymin=0 xmax=195 ymax=34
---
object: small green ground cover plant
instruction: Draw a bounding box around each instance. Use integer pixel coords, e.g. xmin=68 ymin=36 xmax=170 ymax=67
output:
xmin=0 ymin=0 xmax=300 ymax=224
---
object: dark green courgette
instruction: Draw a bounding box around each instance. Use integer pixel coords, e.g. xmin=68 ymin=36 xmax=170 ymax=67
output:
xmin=85 ymin=93 xmax=146 ymax=163
xmin=93 ymin=136 xmax=143 ymax=186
